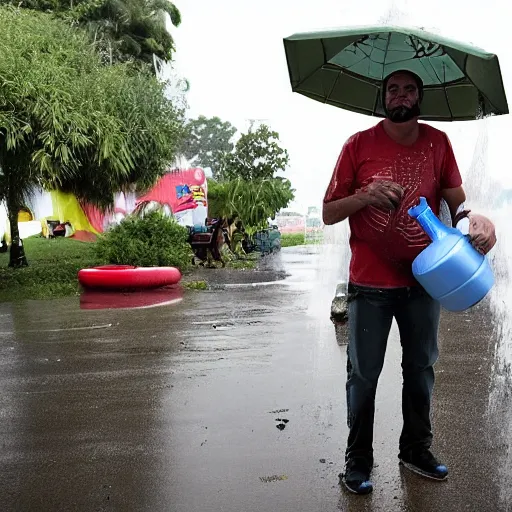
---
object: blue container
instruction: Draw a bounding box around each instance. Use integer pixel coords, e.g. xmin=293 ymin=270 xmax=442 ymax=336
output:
xmin=408 ymin=197 xmax=494 ymax=312
xmin=192 ymin=224 xmax=208 ymax=234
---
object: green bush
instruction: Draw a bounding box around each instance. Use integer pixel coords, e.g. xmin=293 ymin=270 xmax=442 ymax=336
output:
xmin=95 ymin=212 xmax=192 ymax=270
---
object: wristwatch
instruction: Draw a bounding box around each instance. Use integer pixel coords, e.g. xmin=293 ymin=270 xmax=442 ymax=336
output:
xmin=456 ymin=216 xmax=470 ymax=235
xmin=454 ymin=208 xmax=471 ymax=236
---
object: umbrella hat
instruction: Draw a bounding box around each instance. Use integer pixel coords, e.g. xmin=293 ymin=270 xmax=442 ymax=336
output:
xmin=283 ymin=25 xmax=509 ymax=121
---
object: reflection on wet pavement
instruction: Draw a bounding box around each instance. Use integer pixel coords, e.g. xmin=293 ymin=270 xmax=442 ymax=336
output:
xmin=0 ymin=247 xmax=510 ymax=511
xmin=80 ymin=286 xmax=184 ymax=310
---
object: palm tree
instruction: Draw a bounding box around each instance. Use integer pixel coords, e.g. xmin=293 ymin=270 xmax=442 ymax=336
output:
xmin=0 ymin=0 xmax=182 ymax=68
xmin=76 ymin=0 xmax=182 ymax=66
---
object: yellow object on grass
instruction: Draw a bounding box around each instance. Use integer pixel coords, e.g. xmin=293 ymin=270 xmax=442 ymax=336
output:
xmin=18 ymin=208 xmax=34 ymax=222
xmin=48 ymin=191 xmax=99 ymax=234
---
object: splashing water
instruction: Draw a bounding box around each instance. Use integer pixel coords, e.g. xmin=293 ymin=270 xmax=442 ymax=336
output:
xmin=462 ymin=119 xmax=512 ymax=377
xmin=465 ymin=120 xmax=512 ymax=501
xmin=307 ymin=220 xmax=351 ymax=322
xmin=463 ymin=118 xmax=512 ymax=507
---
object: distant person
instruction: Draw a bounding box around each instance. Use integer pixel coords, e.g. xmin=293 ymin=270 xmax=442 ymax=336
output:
xmin=322 ymin=69 xmax=497 ymax=495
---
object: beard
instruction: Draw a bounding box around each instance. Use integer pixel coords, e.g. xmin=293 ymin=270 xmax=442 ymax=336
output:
xmin=385 ymin=102 xmax=421 ymax=123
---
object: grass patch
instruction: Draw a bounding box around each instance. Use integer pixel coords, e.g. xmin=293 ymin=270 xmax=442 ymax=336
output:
xmin=182 ymin=280 xmax=208 ymax=290
xmin=226 ymin=251 xmax=260 ymax=270
xmin=281 ymin=232 xmax=324 ymax=246
xmin=0 ymin=236 xmax=102 ymax=302
xmin=281 ymin=233 xmax=305 ymax=247
xmin=227 ymin=259 xmax=258 ymax=270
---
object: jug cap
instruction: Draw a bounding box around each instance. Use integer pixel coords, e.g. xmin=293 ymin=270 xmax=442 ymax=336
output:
xmin=408 ymin=197 xmax=428 ymax=219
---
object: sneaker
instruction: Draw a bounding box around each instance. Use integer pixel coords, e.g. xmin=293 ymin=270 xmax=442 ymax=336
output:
xmin=399 ymin=449 xmax=448 ymax=480
xmin=339 ymin=457 xmax=373 ymax=495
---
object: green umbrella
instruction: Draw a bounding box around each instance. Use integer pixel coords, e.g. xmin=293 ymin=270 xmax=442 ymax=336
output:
xmin=283 ymin=25 xmax=509 ymax=121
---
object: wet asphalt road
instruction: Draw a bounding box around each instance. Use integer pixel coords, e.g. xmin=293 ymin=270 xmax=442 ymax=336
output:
xmin=0 ymin=246 xmax=511 ymax=512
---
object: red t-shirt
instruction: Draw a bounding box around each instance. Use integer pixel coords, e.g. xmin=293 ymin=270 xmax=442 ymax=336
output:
xmin=324 ymin=121 xmax=463 ymax=288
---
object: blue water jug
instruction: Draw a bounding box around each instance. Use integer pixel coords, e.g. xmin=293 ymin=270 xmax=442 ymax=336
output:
xmin=408 ymin=197 xmax=494 ymax=312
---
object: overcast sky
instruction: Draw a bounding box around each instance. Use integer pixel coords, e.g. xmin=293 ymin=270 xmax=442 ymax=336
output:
xmin=171 ymin=0 xmax=511 ymax=213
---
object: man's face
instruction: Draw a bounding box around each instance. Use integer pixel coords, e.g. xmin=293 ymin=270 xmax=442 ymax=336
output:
xmin=384 ymin=73 xmax=421 ymax=123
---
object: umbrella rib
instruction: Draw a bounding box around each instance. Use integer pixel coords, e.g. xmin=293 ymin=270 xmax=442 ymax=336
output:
xmin=356 ymin=44 xmax=384 ymax=75
xmin=374 ymin=31 xmax=392 ymax=110
xmin=356 ymin=45 xmax=373 ymax=60
xmin=372 ymin=85 xmax=381 ymax=115
xmin=360 ymin=41 xmax=414 ymax=54
xmin=324 ymin=96 xmax=382 ymax=116
xmin=422 ymin=58 xmax=445 ymax=87
xmin=326 ymin=69 xmax=343 ymax=105
xmin=416 ymin=57 xmax=438 ymax=85
xmin=321 ymin=64 xmax=381 ymax=86
xmin=289 ymin=38 xmax=331 ymax=91
xmin=385 ymin=48 xmax=420 ymax=53
xmin=293 ymin=66 xmax=326 ymax=92
xmin=294 ymin=39 xmax=365 ymax=92
xmin=419 ymin=57 xmax=455 ymax=121
xmin=329 ymin=44 xmax=379 ymax=73
xmin=443 ymin=84 xmax=455 ymax=122
xmin=456 ymin=52 xmax=500 ymax=116
xmin=384 ymin=55 xmax=426 ymax=67
xmin=367 ymin=42 xmax=375 ymax=77
xmin=420 ymin=59 xmax=454 ymax=121
xmin=381 ymin=32 xmax=392 ymax=79
xmin=345 ymin=55 xmax=372 ymax=71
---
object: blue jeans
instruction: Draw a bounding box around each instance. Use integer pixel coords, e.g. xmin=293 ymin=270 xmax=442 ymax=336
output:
xmin=345 ymin=283 xmax=441 ymax=465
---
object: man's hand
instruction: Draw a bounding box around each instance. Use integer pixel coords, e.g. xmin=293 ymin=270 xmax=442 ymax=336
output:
xmin=468 ymin=214 xmax=497 ymax=255
xmin=359 ymin=180 xmax=405 ymax=211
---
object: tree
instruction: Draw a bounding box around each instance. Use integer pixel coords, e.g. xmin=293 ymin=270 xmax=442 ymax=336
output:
xmin=208 ymin=178 xmax=295 ymax=236
xmin=220 ymin=124 xmax=290 ymax=181
xmin=0 ymin=7 xmax=184 ymax=266
xmin=207 ymin=123 xmax=293 ymax=245
xmin=56 ymin=64 xmax=185 ymax=205
xmin=0 ymin=0 xmax=181 ymax=68
xmin=181 ymin=116 xmax=237 ymax=179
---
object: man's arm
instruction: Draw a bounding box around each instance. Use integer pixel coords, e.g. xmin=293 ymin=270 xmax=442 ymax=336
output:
xmin=322 ymin=137 xmax=359 ymax=225
xmin=323 ymin=195 xmax=367 ymax=225
xmin=323 ymin=182 xmax=405 ymax=225
xmin=441 ymin=186 xmax=467 ymax=226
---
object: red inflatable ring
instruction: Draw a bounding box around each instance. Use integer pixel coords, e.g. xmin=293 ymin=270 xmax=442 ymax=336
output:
xmin=78 ymin=265 xmax=182 ymax=290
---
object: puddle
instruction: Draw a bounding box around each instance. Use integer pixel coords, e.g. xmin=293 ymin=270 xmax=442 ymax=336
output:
xmin=79 ymin=287 xmax=184 ymax=310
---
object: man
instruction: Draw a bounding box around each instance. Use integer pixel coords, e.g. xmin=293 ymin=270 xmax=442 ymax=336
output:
xmin=322 ymin=69 xmax=497 ymax=495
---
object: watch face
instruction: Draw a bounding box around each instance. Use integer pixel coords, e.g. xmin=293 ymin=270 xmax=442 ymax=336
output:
xmin=456 ymin=217 xmax=470 ymax=235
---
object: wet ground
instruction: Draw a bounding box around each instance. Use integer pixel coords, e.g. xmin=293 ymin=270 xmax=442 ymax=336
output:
xmin=0 ymin=246 xmax=511 ymax=511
